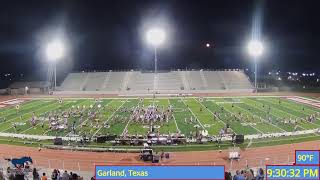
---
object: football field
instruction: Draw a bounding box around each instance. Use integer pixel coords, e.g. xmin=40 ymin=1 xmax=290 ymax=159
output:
xmin=0 ymin=96 xmax=320 ymax=139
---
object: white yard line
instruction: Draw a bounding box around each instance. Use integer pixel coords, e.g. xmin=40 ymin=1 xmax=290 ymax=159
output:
xmin=286 ymin=96 xmax=320 ymax=109
xmin=180 ymin=98 xmax=206 ymax=130
xmin=0 ymin=101 xmax=47 ymax=126
xmin=43 ymin=129 xmax=51 ymax=135
xmin=121 ymin=101 xmax=140 ymax=136
xmin=168 ymin=99 xmax=181 ymax=133
xmin=261 ymin=99 xmax=320 ymax=128
xmin=121 ymin=117 xmax=132 ymax=136
xmin=215 ymin=100 xmax=265 ymax=134
xmin=2 ymin=102 xmax=58 ymax=133
xmin=245 ymin=98 xmax=307 ymax=130
xmin=121 ymin=99 xmax=146 ymax=136
xmin=277 ymin=98 xmax=319 ymax=115
xmin=195 ymin=98 xmax=226 ymax=126
xmin=261 ymin=98 xmax=319 ymax=124
xmin=223 ymin=107 xmax=264 ymax=134
xmin=236 ymin=105 xmax=287 ymax=133
xmin=195 ymin=98 xmax=240 ymax=135
xmin=92 ymin=100 xmax=127 ymax=137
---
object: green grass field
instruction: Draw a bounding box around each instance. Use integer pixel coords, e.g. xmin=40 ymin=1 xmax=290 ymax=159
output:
xmin=0 ymin=96 xmax=320 ymax=140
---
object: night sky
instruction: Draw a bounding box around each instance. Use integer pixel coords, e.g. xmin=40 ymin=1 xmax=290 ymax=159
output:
xmin=0 ymin=0 xmax=319 ymax=83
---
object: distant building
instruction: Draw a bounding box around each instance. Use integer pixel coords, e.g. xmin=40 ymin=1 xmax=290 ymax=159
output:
xmin=8 ymin=81 xmax=51 ymax=95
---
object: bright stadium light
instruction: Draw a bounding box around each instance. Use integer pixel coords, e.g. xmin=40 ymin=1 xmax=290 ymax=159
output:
xmin=45 ymin=39 xmax=65 ymax=91
xmin=247 ymin=40 xmax=263 ymax=57
xmin=146 ymin=28 xmax=166 ymax=75
xmin=247 ymin=40 xmax=264 ymax=92
xmin=146 ymin=28 xmax=166 ymax=47
xmin=46 ymin=40 xmax=65 ymax=61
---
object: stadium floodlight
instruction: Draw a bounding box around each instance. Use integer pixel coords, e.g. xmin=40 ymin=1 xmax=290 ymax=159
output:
xmin=45 ymin=39 xmax=65 ymax=90
xmin=247 ymin=40 xmax=263 ymax=57
xmin=146 ymin=28 xmax=166 ymax=74
xmin=247 ymin=40 xmax=264 ymax=91
xmin=46 ymin=40 xmax=65 ymax=61
xmin=146 ymin=28 xmax=165 ymax=47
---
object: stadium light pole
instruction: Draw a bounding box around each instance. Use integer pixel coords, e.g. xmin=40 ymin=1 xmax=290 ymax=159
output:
xmin=146 ymin=28 xmax=165 ymax=74
xmin=247 ymin=40 xmax=264 ymax=92
xmin=45 ymin=40 xmax=65 ymax=90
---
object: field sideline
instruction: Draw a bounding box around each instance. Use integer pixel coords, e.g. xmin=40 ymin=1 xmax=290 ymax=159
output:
xmin=0 ymin=96 xmax=320 ymax=139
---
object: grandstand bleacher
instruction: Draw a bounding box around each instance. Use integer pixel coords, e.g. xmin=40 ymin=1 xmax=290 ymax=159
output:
xmin=58 ymin=70 xmax=254 ymax=94
xmin=100 ymin=71 xmax=126 ymax=91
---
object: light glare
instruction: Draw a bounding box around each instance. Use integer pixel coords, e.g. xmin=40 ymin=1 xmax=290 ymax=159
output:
xmin=146 ymin=28 xmax=165 ymax=46
xmin=247 ymin=40 xmax=263 ymax=57
xmin=46 ymin=40 xmax=65 ymax=61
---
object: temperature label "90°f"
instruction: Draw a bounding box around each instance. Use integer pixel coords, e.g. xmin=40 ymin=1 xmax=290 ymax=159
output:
xmin=295 ymin=150 xmax=319 ymax=165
